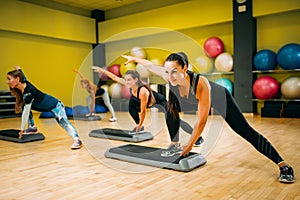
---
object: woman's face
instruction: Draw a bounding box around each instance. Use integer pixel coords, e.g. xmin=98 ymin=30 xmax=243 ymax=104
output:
xmin=7 ymin=74 xmax=20 ymax=88
xmin=164 ymin=61 xmax=186 ymax=86
xmin=124 ymin=74 xmax=138 ymax=89
xmin=81 ymin=81 xmax=88 ymax=89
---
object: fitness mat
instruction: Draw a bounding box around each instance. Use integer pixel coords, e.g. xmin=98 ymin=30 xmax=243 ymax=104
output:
xmin=74 ymin=115 xmax=101 ymax=121
xmin=104 ymin=144 xmax=206 ymax=172
xmin=0 ymin=129 xmax=45 ymax=143
xmin=89 ymin=128 xmax=153 ymax=142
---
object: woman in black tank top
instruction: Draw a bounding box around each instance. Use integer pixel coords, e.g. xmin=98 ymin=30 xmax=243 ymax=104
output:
xmin=122 ymin=52 xmax=294 ymax=183
xmin=92 ymin=66 xmax=199 ymax=137
xmin=92 ymin=67 xmax=158 ymax=133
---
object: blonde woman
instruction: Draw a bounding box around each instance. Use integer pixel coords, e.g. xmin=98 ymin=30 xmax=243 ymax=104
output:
xmin=73 ymin=69 xmax=117 ymax=122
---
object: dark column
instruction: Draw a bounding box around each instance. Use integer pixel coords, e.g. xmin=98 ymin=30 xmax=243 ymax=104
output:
xmin=233 ymin=0 xmax=257 ymax=113
xmin=91 ymin=9 xmax=105 ymax=84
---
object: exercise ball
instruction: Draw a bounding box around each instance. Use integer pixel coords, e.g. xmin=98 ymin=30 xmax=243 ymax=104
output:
xmin=277 ymin=43 xmax=300 ymax=70
xmin=193 ymin=56 xmax=214 ymax=73
xmin=281 ymin=77 xmax=300 ymax=99
xmin=136 ymin=64 xmax=150 ymax=78
xmin=122 ymin=85 xmax=131 ymax=99
xmin=120 ymin=62 xmax=136 ymax=76
xmin=98 ymin=66 xmax=110 ymax=80
xmin=130 ymin=46 xmax=147 ymax=59
xmin=215 ymin=78 xmax=233 ymax=94
xmin=150 ymin=58 xmax=164 ymax=65
xmin=252 ymin=76 xmax=279 ymax=99
xmin=203 ymin=37 xmax=224 ymax=58
xmin=215 ymin=52 xmax=233 ymax=72
xmin=109 ymin=64 xmax=121 ymax=77
xmin=109 ymin=83 xmax=122 ymax=99
xmin=253 ymin=49 xmax=277 ymax=70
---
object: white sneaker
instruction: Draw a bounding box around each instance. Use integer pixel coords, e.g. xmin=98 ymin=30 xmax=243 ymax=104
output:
xmin=109 ymin=117 xmax=117 ymax=122
xmin=71 ymin=139 xmax=82 ymax=150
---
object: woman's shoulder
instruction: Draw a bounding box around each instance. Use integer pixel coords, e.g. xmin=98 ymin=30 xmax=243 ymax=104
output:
xmin=139 ymin=85 xmax=150 ymax=93
xmin=24 ymin=81 xmax=35 ymax=91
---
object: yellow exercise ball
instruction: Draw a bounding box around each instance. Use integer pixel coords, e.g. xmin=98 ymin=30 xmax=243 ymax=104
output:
xmin=150 ymin=58 xmax=164 ymax=65
xmin=108 ymin=83 xmax=123 ymax=99
xmin=100 ymin=84 xmax=109 ymax=92
xmin=193 ymin=56 xmax=214 ymax=74
xmin=120 ymin=62 xmax=136 ymax=77
xmin=136 ymin=64 xmax=150 ymax=78
xmin=130 ymin=46 xmax=147 ymax=59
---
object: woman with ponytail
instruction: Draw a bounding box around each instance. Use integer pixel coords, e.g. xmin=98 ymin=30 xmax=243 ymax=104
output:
xmin=122 ymin=52 xmax=294 ymax=183
xmin=92 ymin=66 xmax=202 ymax=140
xmin=92 ymin=67 xmax=161 ymax=133
xmin=7 ymin=66 xmax=82 ymax=149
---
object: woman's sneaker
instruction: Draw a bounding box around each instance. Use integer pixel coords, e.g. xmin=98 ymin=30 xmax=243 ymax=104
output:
xmin=161 ymin=143 xmax=182 ymax=157
xmin=279 ymin=165 xmax=295 ymax=183
xmin=86 ymin=113 xmax=96 ymax=117
xmin=24 ymin=126 xmax=38 ymax=134
xmin=71 ymin=139 xmax=82 ymax=150
xmin=109 ymin=117 xmax=117 ymax=122
xmin=194 ymin=136 xmax=204 ymax=147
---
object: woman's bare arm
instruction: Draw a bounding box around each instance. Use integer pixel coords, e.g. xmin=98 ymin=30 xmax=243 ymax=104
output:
xmin=92 ymin=66 xmax=126 ymax=85
xmin=122 ymin=55 xmax=168 ymax=82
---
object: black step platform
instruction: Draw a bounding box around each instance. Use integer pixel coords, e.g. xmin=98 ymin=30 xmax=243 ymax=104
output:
xmin=74 ymin=115 xmax=101 ymax=121
xmin=89 ymin=128 xmax=153 ymax=142
xmin=0 ymin=129 xmax=45 ymax=143
xmin=104 ymin=144 xmax=207 ymax=172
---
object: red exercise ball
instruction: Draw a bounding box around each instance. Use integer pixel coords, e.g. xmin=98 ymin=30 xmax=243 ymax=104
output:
xmin=109 ymin=64 xmax=121 ymax=77
xmin=252 ymin=76 xmax=279 ymax=99
xmin=203 ymin=37 xmax=224 ymax=58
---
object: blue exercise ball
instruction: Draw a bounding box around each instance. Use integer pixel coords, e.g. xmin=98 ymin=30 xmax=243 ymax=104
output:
xmin=253 ymin=49 xmax=277 ymax=70
xmin=215 ymin=78 xmax=233 ymax=94
xmin=277 ymin=43 xmax=300 ymax=70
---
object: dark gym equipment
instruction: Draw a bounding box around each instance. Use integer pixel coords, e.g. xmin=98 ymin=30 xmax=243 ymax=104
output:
xmin=89 ymin=128 xmax=153 ymax=142
xmin=74 ymin=115 xmax=101 ymax=121
xmin=0 ymin=129 xmax=45 ymax=143
xmin=104 ymin=144 xmax=207 ymax=172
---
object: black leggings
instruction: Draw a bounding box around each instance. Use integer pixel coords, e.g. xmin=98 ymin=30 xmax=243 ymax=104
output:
xmin=166 ymin=82 xmax=283 ymax=165
xmin=128 ymin=94 xmax=193 ymax=134
xmin=128 ymin=96 xmax=167 ymax=124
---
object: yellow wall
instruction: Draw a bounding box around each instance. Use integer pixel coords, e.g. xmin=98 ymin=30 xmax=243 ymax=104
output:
xmin=0 ymin=0 xmax=95 ymax=106
xmin=256 ymin=10 xmax=300 ymax=52
xmin=98 ymin=0 xmax=233 ymax=43
xmin=99 ymin=0 xmax=299 ymax=67
xmin=99 ymin=0 xmax=300 ymax=114
xmin=0 ymin=0 xmax=95 ymax=43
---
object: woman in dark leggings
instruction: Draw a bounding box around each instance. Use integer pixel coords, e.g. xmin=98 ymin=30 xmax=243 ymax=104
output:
xmin=122 ymin=53 xmax=294 ymax=183
xmin=7 ymin=66 xmax=82 ymax=149
xmin=92 ymin=66 xmax=203 ymax=144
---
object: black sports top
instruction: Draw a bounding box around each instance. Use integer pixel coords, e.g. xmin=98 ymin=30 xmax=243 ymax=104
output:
xmin=169 ymin=70 xmax=201 ymax=112
xmin=23 ymin=81 xmax=58 ymax=112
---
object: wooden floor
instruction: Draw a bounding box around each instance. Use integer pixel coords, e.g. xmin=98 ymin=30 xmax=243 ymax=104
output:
xmin=0 ymin=111 xmax=299 ymax=200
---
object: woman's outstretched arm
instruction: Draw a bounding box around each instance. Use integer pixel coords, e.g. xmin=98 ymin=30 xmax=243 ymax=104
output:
xmin=92 ymin=66 xmax=126 ymax=85
xmin=121 ymin=55 xmax=169 ymax=82
xmin=73 ymin=69 xmax=85 ymax=80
